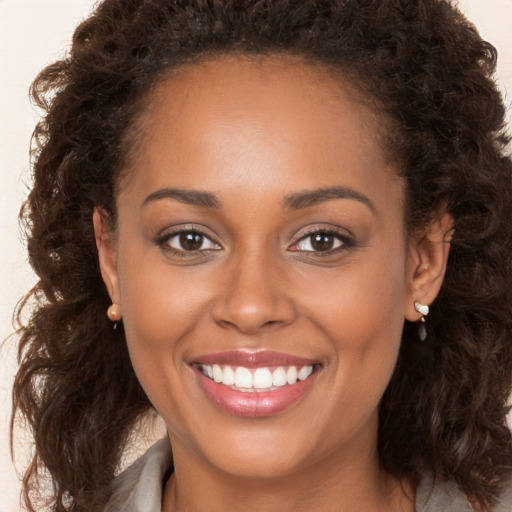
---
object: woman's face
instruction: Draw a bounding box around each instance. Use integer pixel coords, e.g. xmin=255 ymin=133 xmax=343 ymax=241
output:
xmin=98 ymin=56 xmax=427 ymax=479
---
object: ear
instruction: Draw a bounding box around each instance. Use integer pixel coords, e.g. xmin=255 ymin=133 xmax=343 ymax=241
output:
xmin=405 ymin=211 xmax=453 ymax=322
xmin=93 ymin=208 xmax=121 ymax=306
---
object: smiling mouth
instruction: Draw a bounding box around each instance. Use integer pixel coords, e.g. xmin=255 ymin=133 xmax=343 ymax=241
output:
xmin=196 ymin=363 xmax=315 ymax=392
xmin=190 ymin=351 xmax=321 ymax=417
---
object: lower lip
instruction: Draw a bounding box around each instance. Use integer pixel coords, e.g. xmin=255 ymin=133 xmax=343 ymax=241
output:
xmin=194 ymin=368 xmax=319 ymax=418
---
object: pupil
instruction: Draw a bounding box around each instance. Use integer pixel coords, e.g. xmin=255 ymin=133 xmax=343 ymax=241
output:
xmin=180 ymin=232 xmax=203 ymax=251
xmin=311 ymin=233 xmax=334 ymax=251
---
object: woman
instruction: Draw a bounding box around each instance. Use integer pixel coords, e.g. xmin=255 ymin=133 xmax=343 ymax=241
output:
xmin=11 ymin=0 xmax=512 ymax=511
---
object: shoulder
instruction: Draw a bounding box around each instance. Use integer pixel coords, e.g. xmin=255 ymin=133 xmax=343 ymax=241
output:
xmin=104 ymin=438 xmax=172 ymax=512
xmin=493 ymin=475 xmax=512 ymax=512
xmin=416 ymin=473 xmax=512 ymax=512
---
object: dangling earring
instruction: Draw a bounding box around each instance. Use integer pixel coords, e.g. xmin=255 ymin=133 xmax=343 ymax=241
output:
xmin=107 ymin=302 xmax=122 ymax=329
xmin=414 ymin=301 xmax=429 ymax=341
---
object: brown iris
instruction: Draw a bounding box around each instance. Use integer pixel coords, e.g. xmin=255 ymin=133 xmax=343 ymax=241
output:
xmin=179 ymin=232 xmax=204 ymax=251
xmin=310 ymin=233 xmax=336 ymax=251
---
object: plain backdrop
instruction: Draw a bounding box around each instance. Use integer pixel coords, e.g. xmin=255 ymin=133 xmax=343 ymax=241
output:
xmin=1 ymin=1 xmax=511 ymax=510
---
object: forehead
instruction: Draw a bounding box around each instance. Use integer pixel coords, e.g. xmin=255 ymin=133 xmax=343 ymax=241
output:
xmin=121 ymin=55 xmax=402 ymax=211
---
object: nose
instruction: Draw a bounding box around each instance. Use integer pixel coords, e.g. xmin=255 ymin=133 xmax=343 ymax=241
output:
xmin=211 ymin=251 xmax=297 ymax=334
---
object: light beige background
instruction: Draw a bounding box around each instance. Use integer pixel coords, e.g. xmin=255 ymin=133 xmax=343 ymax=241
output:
xmin=1 ymin=1 xmax=511 ymax=510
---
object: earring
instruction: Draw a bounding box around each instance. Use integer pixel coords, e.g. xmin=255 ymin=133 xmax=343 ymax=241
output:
xmin=107 ymin=302 xmax=122 ymax=322
xmin=414 ymin=301 xmax=429 ymax=341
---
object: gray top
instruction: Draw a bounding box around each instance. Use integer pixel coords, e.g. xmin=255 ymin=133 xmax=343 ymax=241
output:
xmin=105 ymin=439 xmax=512 ymax=511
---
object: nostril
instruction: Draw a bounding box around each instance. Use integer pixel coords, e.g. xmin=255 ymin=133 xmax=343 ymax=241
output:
xmin=211 ymin=266 xmax=297 ymax=332
xmin=212 ymin=299 xmax=296 ymax=334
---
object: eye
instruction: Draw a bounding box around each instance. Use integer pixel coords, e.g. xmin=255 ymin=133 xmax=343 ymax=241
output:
xmin=159 ymin=230 xmax=221 ymax=252
xmin=289 ymin=229 xmax=352 ymax=253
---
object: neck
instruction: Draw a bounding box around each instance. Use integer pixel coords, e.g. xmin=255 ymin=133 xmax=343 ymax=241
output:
xmin=162 ymin=442 xmax=414 ymax=512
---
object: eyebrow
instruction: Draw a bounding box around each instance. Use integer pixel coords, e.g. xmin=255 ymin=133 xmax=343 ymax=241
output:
xmin=142 ymin=188 xmax=221 ymax=209
xmin=284 ymin=186 xmax=376 ymax=213
xmin=142 ymin=185 xmax=375 ymax=213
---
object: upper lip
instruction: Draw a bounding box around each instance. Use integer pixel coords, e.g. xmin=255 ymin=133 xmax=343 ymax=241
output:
xmin=190 ymin=350 xmax=320 ymax=368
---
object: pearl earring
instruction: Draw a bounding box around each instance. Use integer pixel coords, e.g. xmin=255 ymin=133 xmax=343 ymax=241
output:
xmin=414 ymin=301 xmax=429 ymax=341
xmin=107 ymin=302 xmax=122 ymax=322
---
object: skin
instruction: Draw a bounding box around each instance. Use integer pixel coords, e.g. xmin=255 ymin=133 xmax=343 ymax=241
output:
xmin=94 ymin=55 xmax=451 ymax=512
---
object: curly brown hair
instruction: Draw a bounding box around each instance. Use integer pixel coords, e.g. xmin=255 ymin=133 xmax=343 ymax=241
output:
xmin=12 ymin=0 xmax=512 ymax=510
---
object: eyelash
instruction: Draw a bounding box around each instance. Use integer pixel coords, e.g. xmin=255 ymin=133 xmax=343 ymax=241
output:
xmin=155 ymin=227 xmax=354 ymax=256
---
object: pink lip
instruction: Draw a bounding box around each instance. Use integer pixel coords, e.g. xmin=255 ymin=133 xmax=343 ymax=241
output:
xmin=191 ymin=351 xmax=321 ymax=418
xmin=191 ymin=350 xmax=318 ymax=368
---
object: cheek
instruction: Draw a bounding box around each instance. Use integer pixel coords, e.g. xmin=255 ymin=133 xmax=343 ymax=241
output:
xmin=114 ymin=245 xmax=211 ymax=395
xmin=299 ymin=247 xmax=407 ymax=408
xmin=300 ymin=246 xmax=407 ymax=346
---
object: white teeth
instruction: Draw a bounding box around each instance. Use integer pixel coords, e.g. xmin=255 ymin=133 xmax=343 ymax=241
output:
xmin=286 ymin=366 xmax=298 ymax=385
xmin=253 ymin=368 xmax=273 ymax=389
xmin=297 ymin=365 xmax=313 ymax=381
xmin=199 ymin=364 xmax=315 ymax=390
xmin=234 ymin=367 xmax=253 ymax=388
xmin=223 ymin=366 xmax=235 ymax=386
xmin=212 ymin=364 xmax=222 ymax=383
xmin=272 ymin=367 xmax=287 ymax=387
